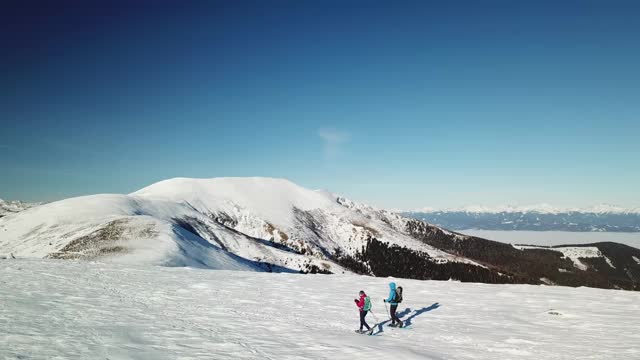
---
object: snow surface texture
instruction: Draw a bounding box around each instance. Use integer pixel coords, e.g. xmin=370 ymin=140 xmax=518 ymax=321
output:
xmin=0 ymin=194 xmax=267 ymax=270
xmin=0 ymin=177 xmax=463 ymax=272
xmin=2 ymin=259 xmax=639 ymax=360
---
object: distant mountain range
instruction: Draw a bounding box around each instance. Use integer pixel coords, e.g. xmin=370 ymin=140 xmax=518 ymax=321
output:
xmin=404 ymin=205 xmax=640 ymax=232
xmin=1 ymin=179 xmax=639 ymax=291
xmin=412 ymin=204 xmax=640 ymax=215
xmin=0 ymin=199 xmax=39 ymax=218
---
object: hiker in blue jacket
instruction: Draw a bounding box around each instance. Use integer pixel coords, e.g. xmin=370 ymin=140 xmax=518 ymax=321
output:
xmin=383 ymin=282 xmax=403 ymax=327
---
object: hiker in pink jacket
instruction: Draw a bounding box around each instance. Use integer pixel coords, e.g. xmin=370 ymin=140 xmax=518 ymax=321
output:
xmin=354 ymin=290 xmax=372 ymax=334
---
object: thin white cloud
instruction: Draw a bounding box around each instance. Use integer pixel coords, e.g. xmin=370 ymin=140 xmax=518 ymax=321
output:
xmin=318 ymin=128 xmax=350 ymax=159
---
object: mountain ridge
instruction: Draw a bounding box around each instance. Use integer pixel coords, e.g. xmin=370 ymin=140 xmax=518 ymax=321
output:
xmin=402 ymin=206 xmax=640 ymax=232
xmin=0 ymin=199 xmax=40 ymax=218
xmin=409 ymin=203 xmax=640 ymax=215
xmin=1 ymin=177 xmax=639 ymax=290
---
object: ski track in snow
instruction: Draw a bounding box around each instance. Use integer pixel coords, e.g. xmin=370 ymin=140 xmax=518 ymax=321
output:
xmin=2 ymin=260 xmax=639 ymax=360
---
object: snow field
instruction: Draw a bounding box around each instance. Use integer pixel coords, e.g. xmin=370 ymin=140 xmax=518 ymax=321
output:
xmin=2 ymin=259 xmax=639 ymax=360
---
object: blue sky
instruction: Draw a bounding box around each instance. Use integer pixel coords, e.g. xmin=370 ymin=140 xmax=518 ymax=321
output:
xmin=1 ymin=0 xmax=639 ymax=209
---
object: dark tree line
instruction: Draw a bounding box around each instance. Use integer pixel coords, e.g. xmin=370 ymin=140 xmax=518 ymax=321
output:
xmin=333 ymin=237 xmax=531 ymax=284
xmin=405 ymin=219 xmax=640 ymax=291
xmin=361 ymin=238 xmax=527 ymax=284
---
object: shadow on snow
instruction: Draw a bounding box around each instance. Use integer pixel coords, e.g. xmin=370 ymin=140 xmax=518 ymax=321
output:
xmin=370 ymin=302 xmax=441 ymax=335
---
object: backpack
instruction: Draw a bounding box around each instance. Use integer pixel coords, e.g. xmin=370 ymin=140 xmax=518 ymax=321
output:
xmin=363 ymin=296 xmax=372 ymax=311
xmin=394 ymin=286 xmax=403 ymax=303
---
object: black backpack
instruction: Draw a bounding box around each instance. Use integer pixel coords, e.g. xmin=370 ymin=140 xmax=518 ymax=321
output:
xmin=395 ymin=286 xmax=403 ymax=303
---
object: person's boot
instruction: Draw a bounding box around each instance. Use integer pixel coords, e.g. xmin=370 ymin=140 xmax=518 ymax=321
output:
xmin=398 ymin=320 xmax=404 ymax=328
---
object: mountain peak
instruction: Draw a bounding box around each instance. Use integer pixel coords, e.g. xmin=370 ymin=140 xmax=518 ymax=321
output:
xmin=132 ymin=177 xmax=337 ymax=228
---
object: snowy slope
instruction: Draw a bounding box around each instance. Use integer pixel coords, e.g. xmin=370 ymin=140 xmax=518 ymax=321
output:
xmin=0 ymin=194 xmax=254 ymax=270
xmin=0 ymin=191 xmax=340 ymax=272
xmin=515 ymin=245 xmax=616 ymax=271
xmin=133 ymin=177 xmax=337 ymax=229
xmin=553 ymin=246 xmax=617 ymax=270
xmin=3 ymin=177 xmax=636 ymax=290
xmin=132 ymin=177 xmax=456 ymax=260
xmin=2 ymin=259 xmax=639 ymax=360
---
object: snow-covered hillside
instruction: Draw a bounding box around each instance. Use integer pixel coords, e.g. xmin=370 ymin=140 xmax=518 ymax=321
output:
xmin=515 ymin=245 xmax=616 ymax=271
xmin=0 ymin=199 xmax=38 ymax=217
xmin=131 ymin=177 xmax=453 ymax=259
xmin=2 ymin=177 xmax=638 ymax=291
xmin=0 ymin=178 xmax=459 ymax=273
xmin=2 ymin=259 xmax=639 ymax=360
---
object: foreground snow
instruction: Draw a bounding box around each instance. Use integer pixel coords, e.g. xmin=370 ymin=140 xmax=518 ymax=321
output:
xmin=2 ymin=260 xmax=639 ymax=360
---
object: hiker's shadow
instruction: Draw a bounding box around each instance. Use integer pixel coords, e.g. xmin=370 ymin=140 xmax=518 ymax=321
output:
xmin=403 ymin=302 xmax=441 ymax=327
xmin=372 ymin=302 xmax=441 ymax=334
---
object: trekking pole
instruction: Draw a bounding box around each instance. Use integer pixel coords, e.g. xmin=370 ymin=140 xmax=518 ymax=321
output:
xmin=384 ymin=301 xmax=390 ymax=319
xmin=369 ymin=309 xmax=381 ymax=323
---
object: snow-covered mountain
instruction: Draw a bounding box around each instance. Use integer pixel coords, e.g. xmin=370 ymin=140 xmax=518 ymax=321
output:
xmin=413 ymin=204 xmax=640 ymax=215
xmin=0 ymin=178 xmax=460 ymax=272
xmin=405 ymin=205 xmax=640 ymax=232
xmin=1 ymin=177 xmax=639 ymax=291
xmin=0 ymin=199 xmax=39 ymax=218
